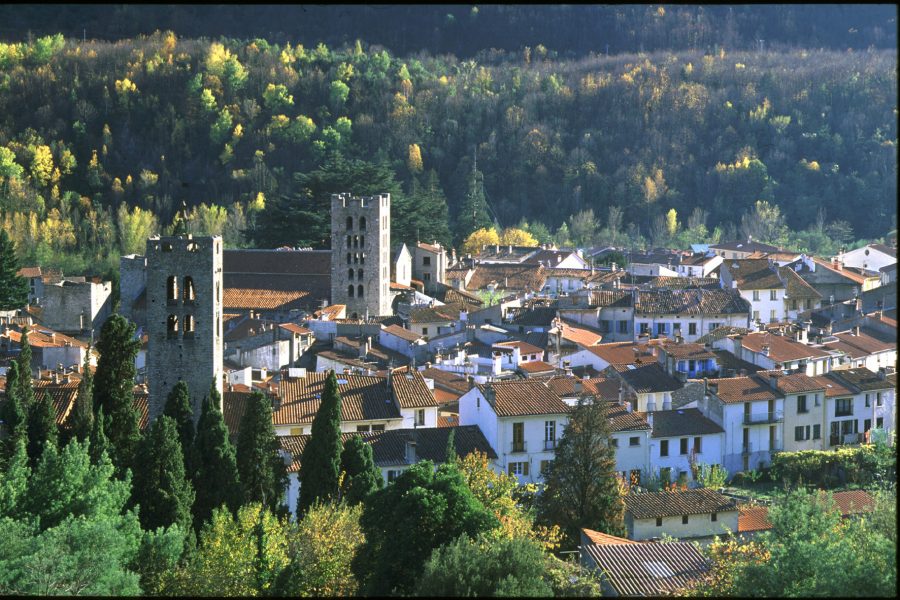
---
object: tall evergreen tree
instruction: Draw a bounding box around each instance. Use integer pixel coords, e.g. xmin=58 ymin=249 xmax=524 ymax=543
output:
xmin=339 ymin=434 xmax=382 ymax=506
xmin=536 ymin=399 xmax=625 ymax=548
xmin=15 ymin=328 xmax=34 ymax=408
xmin=0 ymin=228 xmax=29 ymax=311
xmin=26 ymin=393 xmax=57 ymax=467
xmin=68 ymin=350 xmax=94 ymax=444
xmin=457 ymin=159 xmax=493 ymax=240
xmin=89 ymin=406 xmax=110 ymax=465
xmin=192 ymin=382 xmax=242 ymax=530
xmin=131 ymin=415 xmax=195 ymax=534
xmin=93 ymin=314 xmax=141 ymax=475
xmin=445 ymin=428 xmax=457 ymax=463
xmin=397 ymin=169 xmax=453 ymax=248
xmin=236 ymin=391 xmax=287 ymax=511
xmin=297 ymin=371 xmax=343 ymax=516
xmin=1 ymin=361 xmax=27 ymax=462
xmin=163 ymin=380 xmax=195 ymax=474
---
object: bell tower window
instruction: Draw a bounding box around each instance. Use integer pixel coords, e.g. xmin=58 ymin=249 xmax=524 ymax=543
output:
xmin=167 ymin=314 xmax=179 ymax=337
xmin=167 ymin=276 xmax=178 ymax=303
xmin=346 ymin=216 xmax=353 ymax=230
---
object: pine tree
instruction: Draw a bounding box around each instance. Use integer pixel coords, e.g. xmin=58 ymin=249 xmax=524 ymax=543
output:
xmin=536 ymin=399 xmax=625 ymax=549
xmin=297 ymin=371 xmax=343 ymax=515
xmin=0 ymin=228 xmax=29 ymax=311
xmin=163 ymin=380 xmax=195 ymax=474
xmin=26 ymin=393 xmax=58 ymax=467
xmin=339 ymin=435 xmax=382 ymax=505
xmin=15 ymin=328 xmax=35 ymax=408
xmin=89 ymin=406 xmax=110 ymax=465
xmin=68 ymin=350 xmax=94 ymax=443
xmin=93 ymin=314 xmax=141 ymax=476
xmin=458 ymin=159 xmax=493 ymax=239
xmin=132 ymin=415 xmax=195 ymax=534
xmin=1 ymin=361 xmax=27 ymax=462
xmin=236 ymin=391 xmax=287 ymax=511
xmin=192 ymin=382 xmax=242 ymax=530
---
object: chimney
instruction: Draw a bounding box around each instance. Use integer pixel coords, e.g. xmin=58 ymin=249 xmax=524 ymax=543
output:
xmin=573 ymin=379 xmax=583 ymax=396
xmin=495 ymin=243 xmax=500 ymax=254
xmin=853 ymin=325 xmax=860 ymax=336
xmin=647 ymin=411 xmax=654 ymax=428
xmin=624 ymin=400 xmax=632 ymax=413
xmin=761 ymin=344 xmax=770 ymax=357
xmin=662 ymin=394 xmax=671 ymax=411
xmin=359 ymin=338 xmax=370 ymax=359
xmin=508 ymin=244 xmax=513 ymax=254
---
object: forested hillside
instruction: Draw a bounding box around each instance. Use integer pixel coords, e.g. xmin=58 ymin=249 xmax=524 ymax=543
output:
xmin=0 ymin=24 xmax=896 ymax=278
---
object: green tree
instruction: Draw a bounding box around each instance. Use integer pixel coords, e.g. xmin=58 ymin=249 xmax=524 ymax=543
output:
xmin=354 ymin=460 xmax=498 ymax=595
xmin=298 ymin=371 xmax=343 ymax=515
xmin=339 ymin=434 xmax=382 ymax=506
xmin=1 ymin=361 xmax=27 ymax=463
xmin=131 ymin=415 xmax=195 ymax=534
xmin=400 ymin=169 xmax=453 ymax=248
xmin=15 ymin=328 xmax=34 ymax=407
xmin=26 ymin=393 xmax=57 ymax=467
xmin=67 ymin=350 xmax=94 ymax=444
xmin=537 ymin=399 xmax=626 ymax=549
xmin=192 ymin=383 xmax=242 ymax=530
xmin=568 ymin=208 xmax=599 ymax=248
xmin=163 ymin=503 xmax=289 ymax=597
xmin=89 ymin=405 xmax=110 ymax=465
xmin=417 ymin=533 xmax=552 ymax=597
xmin=458 ymin=161 xmax=493 ymax=239
xmin=0 ymin=228 xmax=29 ymax=310
xmin=93 ymin=314 xmax=141 ymax=475
xmin=163 ymin=380 xmax=195 ymax=474
xmin=236 ymin=391 xmax=287 ymax=511
xmin=272 ymin=502 xmax=364 ymax=597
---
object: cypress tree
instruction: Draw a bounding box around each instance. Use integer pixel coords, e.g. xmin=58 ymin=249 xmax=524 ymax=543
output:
xmin=192 ymin=382 xmax=241 ymax=530
xmin=93 ymin=314 xmax=141 ymax=476
xmin=89 ymin=406 xmax=110 ymax=465
xmin=68 ymin=350 xmax=94 ymax=444
xmin=0 ymin=228 xmax=29 ymax=311
xmin=445 ymin=428 xmax=457 ymax=463
xmin=297 ymin=370 xmax=343 ymax=516
xmin=339 ymin=434 xmax=382 ymax=505
xmin=132 ymin=415 xmax=195 ymax=534
xmin=15 ymin=328 xmax=35 ymax=408
xmin=163 ymin=380 xmax=195 ymax=473
xmin=236 ymin=391 xmax=287 ymax=511
xmin=26 ymin=393 xmax=58 ymax=467
xmin=2 ymin=361 xmax=27 ymax=461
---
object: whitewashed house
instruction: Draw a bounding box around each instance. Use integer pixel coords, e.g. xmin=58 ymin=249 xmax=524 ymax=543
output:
xmin=641 ymin=408 xmax=725 ymax=485
xmin=623 ymin=489 xmax=739 ymax=542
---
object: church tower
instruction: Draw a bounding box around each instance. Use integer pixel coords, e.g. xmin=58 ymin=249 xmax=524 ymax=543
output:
xmin=146 ymin=234 xmax=224 ymax=424
xmin=330 ymin=193 xmax=392 ymax=318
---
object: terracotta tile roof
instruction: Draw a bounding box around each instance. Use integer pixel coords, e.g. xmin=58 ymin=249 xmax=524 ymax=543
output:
xmin=824 ymin=330 xmax=895 ymax=358
xmin=442 ymin=286 xmax=484 ymax=308
xmin=223 ymin=288 xmax=310 ymax=311
xmin=390 ymin=281 xmax=413 ymax=291
xmin=755 ymin=371 xmax=826 ymax=394
xmin=465 ymin=264 xmax=546 ymax=292
xmin=437 ymin=414 xmax=459 ymax=427
xmin=587 ymin=342 xmax=655 ymax=366
xmin=388 ymin=368 xmax=439 ymax=409
xmin=0 ymin=325 xmax=88 ymax=349
xmin=638 ymin=408 xmax=724 ymax=438
xmin=477 ymin=380 xmax=570 ymax=417
xmin=409 ymin=304 xmax=459 ymax=324
xmin=780 ymin=267 xmax=822 ymax=299
xmin=613 ymin=362 xmax=683 ymax=394
xmin=16 ymin=266 xmax=42 ymax=278
xmin=810 ymin=257 xmax=871 ymax=285
xmin=830 ymin=490 xmax=875 ymax=514
xmin=624 ymin=488 xmax=737 ymax=520
xmin=829 ymin=367 xmax=895 ymax=391
xmin=581 ymin=542 xmax=710 ymax=597
xmin=711 ymin=376 xmax=782 ymax=403
xmin=604 ymin=402 xmax=651 ymax=432
xmin=634 ymin=289 xmax=750 ymax=315
xmin=279 ymin=424 xmax=496 ymax=473
xmin=517 ymin=360 xmax=556 ymax=375
xmin=588 ymin=289 xmax=633 ymax=308
xmin=558 ymin=321 xmax=603 ymax=347
xmin=508 ymin=305 xmax=558 ymax=327
xmin=739 ymin=331 xmax=832 ymax=362
xmin=33 ymin=380 xmax=80 ymax=426
xmin=416 ymin=241 xmax=443 ymax=253
xmin=543 ymin=376 xmax=618 ymax=400
xmin=222 ymin=390 xmax=252 ymax=437
xmin=738 ymin=506 xmax=771 ymax=533
xmin=382 ymin=324 xmax=424 ymax=343
xmin=659 ymin=342 xmax=717 ymax=360
xmin=723 ymin=258 xmax=783 ymax=290
xmin=313 ymin=304 xmax=346 ymax=320
xmin=421 ymin=367 xmax=470 ymax=395
xmin=494 ymin=340 xmax=545 ymax=356
xmin=646 ymin=276 xmax=720 ymax=290
xmin=279 ymin=323 xmax=313 ymax=336
xmin=582 ymin=527 xmax=639 ymax=545
xmin=223 ymin=313 xmax=242 ymax=323
xmin=807 ymin=373 xmax=855 ymax=398
xmin=710 ymin=349 xmax=763 ymax=375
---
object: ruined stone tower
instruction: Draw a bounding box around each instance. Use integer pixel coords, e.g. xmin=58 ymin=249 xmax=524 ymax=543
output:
xmin=330 ymin=193 xmax=392 ymax=318
xmin=146 ymin=234 xmax=224 ymax=424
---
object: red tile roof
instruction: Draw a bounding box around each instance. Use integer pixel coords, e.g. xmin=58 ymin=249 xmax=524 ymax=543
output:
xmin=712 ymin=376 xmax=781 ymax=403
xmin=739 ymin=331 xmax=832 ymax=362
xmin=558 ymin=321 xmax=603 ymax=347
xmin=587 ymin=342 xmax=655 ymax=366
xmin=517 ymin=360 xmax=556 ymax=374
xmin=494 ymin=340 xmax=545 ymax=356
xmin=279 ymin=323 xmax=313 ymax=336
xmin=624 ymin=489 xmax=738 ymax=520
xmin=478 ymin=380 xmax=570 ymax=417
xmin=582 ymin=527 xmax=639 ymax=545
xmin=738 ymin=490 xmax=875 ymax=533
xmin=223 ymin=288 xmax=310 ymax=311
xmin=382 ymin=324 xmax=424 ymax=343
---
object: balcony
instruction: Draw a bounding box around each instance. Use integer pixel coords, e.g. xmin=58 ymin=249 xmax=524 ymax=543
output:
xmin=741 ymin=443 xmax=753 ymax=455
xmin=510 ymin=440 xmax=528 ymax=454
xmin=543 ymin=439 xmax=558 ymax=451
xmin=830 ymin=433 xmax=862 ymax=447
xmin=742 ymin=411 xmax=784 ymax=425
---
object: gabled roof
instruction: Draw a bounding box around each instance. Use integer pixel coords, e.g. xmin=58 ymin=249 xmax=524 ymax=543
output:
xmin=738 ymin=331 xmax=832 ymax=362
xmin=409 ymin=304 xmax=459 ymax=324
xmin=587 ymin=342 xmax=655 ymax=366
xmin=634 ymin=289 xmax=749 ymax=315
xmin=465 ymin=263 xmax=546 ymax=292
xmin=604 ymin=402 xmax=651 ymax=432
xmin=224 ymin=248 xmax=331 ymax=274
xmin=722 ymin=259 xmax=783 ymax=290
xmin=658 ymin=342 xmax=717 ymax=360
xmin=624 ymin=488 xmax=738 ymax=520
xmin=613 ymin=362 xmax=682 ymax=394
xmin=557 ymin=320 xmax=603 ymax=347
xmin=712 ymin=376 xmax=782 ymax=403
xmin=0 ymin=325 xmax=88 ymax=349
xmin=494 ymin=340 xmax=545 ymax=356
xmin=16 ymin=266 xmax=42 ymax=278
xmin=223 ymin=288 xmax=310 ymax=311
xmin=517 ymin=360 xmax=556 ymax=375
xmin=581 ymin=527 xmax=639 ymax=545
xmin=646 ymin=276 xmax=721 ymax=290
xmin=508 ymin=305 xmax=558 ymax=327
xmin=807 ymin=373 xmax=855 ymax=398
xmin=477 ymin=380 xmax=570 ymax=417
xmin=382 ymin=324 xmax=424 ymax=343
xmin=639 ymin=408 xmax=724 ymax=438
xmin=279 ymin=323 xmax=313 ymax=336
xmin=696 ymin=325 xmax=751 ymax=345
xmin=588 ymin=289 xmax=633 ymax=308
xmin=755 ymin=371 xmax=826 ymax=394
xmin=280 ymin=424 xmax=496 ymax=473
xmin=824 ymin=329 xmax=896 ymax=358
xmin=582 ymin=541 xmax=710 ymax=597
xmin=416 ymin=241 xmax=444 ymax=254
xmin=781 ymin=267 xmax=822 ymax=299
xmin=421 ymin=367 xmax=470 ymax=396
xmin=829 ymin=367 xmax=896 ymax=391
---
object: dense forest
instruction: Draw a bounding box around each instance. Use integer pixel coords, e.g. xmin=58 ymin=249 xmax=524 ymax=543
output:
xmin=0 ymin=6 xmax=896 ymax=281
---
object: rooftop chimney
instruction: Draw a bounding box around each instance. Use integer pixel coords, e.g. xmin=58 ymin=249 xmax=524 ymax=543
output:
xmin=761 ymin=344 xmax=770 ymax=357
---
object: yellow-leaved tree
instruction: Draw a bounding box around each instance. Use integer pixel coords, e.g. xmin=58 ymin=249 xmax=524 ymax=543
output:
xmin=499 ymin=227 xmax=539 ymax=247
xmin=461 ymin=227 xmax=499 ymax=255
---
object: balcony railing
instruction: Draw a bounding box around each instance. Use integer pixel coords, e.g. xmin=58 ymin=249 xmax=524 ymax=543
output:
xmin=543 ymin=439 xmax=558 ymax=451
xmin=741 ymin=443 xmax=753 ymax=455
xmin=511 ymin=440 xmax=527 ymax=453
xmin=830 ymin=433 xmax=862 ymax=447
xmin=742 ymin=411 xmax=784 ymax=425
